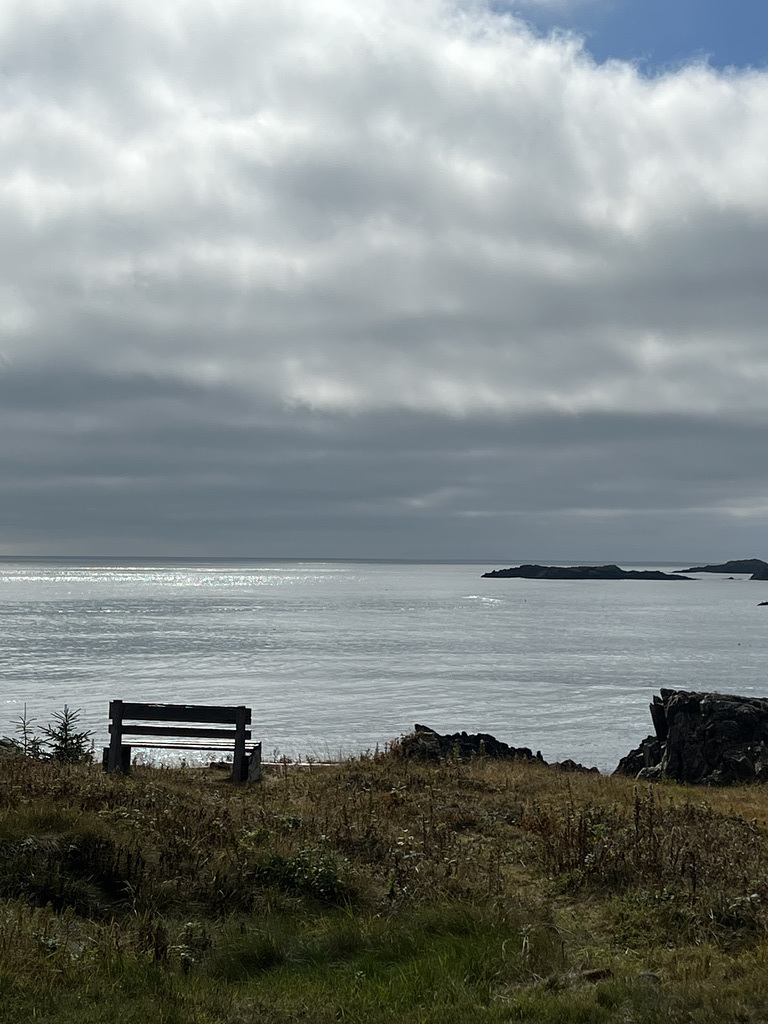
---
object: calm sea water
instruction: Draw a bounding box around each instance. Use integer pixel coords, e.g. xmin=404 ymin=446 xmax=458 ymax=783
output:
xmin=0 ymin=559 xmax=765 ymax=772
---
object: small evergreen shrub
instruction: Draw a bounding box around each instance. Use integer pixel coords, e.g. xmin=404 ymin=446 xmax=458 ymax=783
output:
xmin=9 ymin=705 xmax=93 ymax=764
xmin=42 ymin=706 xmax=94 ymax=763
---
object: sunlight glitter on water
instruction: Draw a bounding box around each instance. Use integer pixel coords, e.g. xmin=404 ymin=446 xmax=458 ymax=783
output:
xmin=0 ymin=560 xmax=766 ymax=772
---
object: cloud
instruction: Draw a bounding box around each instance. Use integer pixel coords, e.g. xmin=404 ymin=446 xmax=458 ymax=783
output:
xmin=2 ymin=0 xmax=768 ymax=554
xmin=0 ymin=361 xmax=766 ymax=559
xmin=2 ymin=0 xmax=768 ymax=419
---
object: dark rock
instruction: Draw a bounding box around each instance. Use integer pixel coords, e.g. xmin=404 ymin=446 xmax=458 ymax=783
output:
xmin=400 ymin=724 xmax=542 ymax=763
xmin=482 ymin=563 xmax=691 ymax=580
xmin=636 ymin=972 xmax=662 ymax=985
xmin=551 ymin=758 xmax=600 ymax=774
xmin=680 ymin=558 xmax=768 ymax=576
xmin=615 ymin=689 xmax=768 ymax=785
xmin=649 ymin=695 xmax=668 ymax=740
xmin=614 ymin=735 xmax=663 ymax=777
xmin=399 ymin=725 xmax=598 ymax=773
xmin=582 ymin=968 xmax=613 ymax=983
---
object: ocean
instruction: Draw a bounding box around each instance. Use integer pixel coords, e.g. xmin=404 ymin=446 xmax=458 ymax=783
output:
xmin=0 ymin=558 xmax=765 ymax=773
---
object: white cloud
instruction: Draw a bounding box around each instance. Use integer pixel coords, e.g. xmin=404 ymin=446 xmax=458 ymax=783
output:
xmin=2 ymin=0 xmax=768 ymax=422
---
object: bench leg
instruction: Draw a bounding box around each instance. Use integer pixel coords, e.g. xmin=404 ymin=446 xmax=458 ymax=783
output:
xmin=232 ymin=705 xmax=248 ymax=784
xmin=248 ymin=743 xmax=262 ymax=782
xmin=102 ymin=745 xmax=131 ymax=774
xmin=107 ymin=700 xmax=124 ymax=773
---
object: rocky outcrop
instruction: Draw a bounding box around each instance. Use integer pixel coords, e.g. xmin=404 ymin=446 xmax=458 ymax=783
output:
xmin=399 ymin=725 xmax=599 ymax=773
xmin=614 ymin=735 xmax=663 ymax=777
xmin=400 ymin=724 xmax=542 ymax=762
xmin=615 ymin=689 xmax=768 ymax=785
xmin=680 ymin=558 xmax=768 ymax=578
xmin=482 ymin=564 xmax=691 ymax=580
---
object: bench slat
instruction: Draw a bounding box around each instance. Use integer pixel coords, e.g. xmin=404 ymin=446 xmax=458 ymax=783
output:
xmin=115 ymin=702 xmax=251 ymax=725
xmin=126 ymin=743 xmax=237 ymax=751
xmin=114 ymin=724 xmax=252 ymax=740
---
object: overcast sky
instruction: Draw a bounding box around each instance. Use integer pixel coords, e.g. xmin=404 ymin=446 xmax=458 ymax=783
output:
xmin=2 ymin=0 xmax=768 ymax=561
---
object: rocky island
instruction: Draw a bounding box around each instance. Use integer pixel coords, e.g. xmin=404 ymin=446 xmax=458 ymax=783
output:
xmin=679 ymin=558 xmax=768 ymax=578
xmin=481 ymin=563 xmax=691 ymax=580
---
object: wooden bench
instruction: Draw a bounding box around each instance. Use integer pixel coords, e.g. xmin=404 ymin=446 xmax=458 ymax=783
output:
xmin=104 ymin=700 xmax=261 ymax=783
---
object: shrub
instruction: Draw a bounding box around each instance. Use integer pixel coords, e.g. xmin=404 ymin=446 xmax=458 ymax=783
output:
xmin=9 ymin=705 xmax=94 ymax=764
xmin=42 ymin=706 xmax=94 ymax=764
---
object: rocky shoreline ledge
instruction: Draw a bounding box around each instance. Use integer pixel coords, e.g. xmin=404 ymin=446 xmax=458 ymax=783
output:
xmin=399 ymin=724 xmax=599 ymax=774
xmin=401 ymin=689 xmax=768 ymax=786
xmin=5 ymin=690 xmax=766 ymax=788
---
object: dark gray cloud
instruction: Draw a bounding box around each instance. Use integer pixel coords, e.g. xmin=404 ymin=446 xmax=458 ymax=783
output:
xmin=2 ymin=0 xmax=768 ymax=556
xmin=0 ymin=363 xmax=766 ymax=558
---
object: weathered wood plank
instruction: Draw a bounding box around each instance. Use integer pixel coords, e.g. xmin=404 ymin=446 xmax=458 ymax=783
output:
xmin=119 ymin=702 xmax=251 ymax=725
xmin=124 ymin=742 xmax=239 ymax=751
xmin=117 ymin=724 xmax=251 ymax=740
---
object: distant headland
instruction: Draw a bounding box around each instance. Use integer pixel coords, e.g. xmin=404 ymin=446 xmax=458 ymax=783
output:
xmin=481 ymin=563 xmax=691 ymax=580
xmin=679 ymin=558 xmax=768 ymax=578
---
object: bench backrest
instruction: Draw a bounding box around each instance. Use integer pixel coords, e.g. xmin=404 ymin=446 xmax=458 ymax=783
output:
xmin=112 ymin=701 xmax=251 ymax=725
xmin=110 ymin=700 xmax=251 ymax=736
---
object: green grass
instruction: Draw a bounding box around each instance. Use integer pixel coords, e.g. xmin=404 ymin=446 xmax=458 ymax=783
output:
xmin=2 ymin=747 xmax=768 ymax=1021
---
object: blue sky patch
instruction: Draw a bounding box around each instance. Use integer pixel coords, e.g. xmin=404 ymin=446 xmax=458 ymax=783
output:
xmin=501 ymin=0 xmax=768 ymax=72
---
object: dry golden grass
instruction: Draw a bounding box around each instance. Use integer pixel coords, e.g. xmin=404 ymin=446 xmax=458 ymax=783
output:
xmin=2 ymin=748 xmax=768 ymax=1022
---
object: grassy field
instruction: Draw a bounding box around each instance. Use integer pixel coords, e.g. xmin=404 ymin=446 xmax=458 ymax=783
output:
xmin=2 ymin=744 xmax=768 ymax=1022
